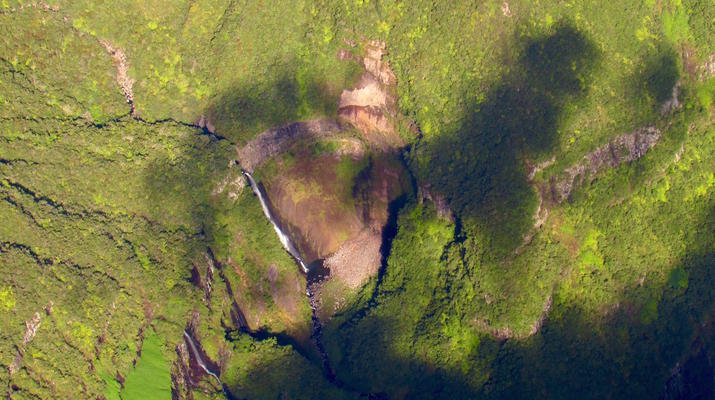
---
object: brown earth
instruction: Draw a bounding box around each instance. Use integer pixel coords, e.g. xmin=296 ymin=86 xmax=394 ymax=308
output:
xmin=262 ymin=151 xmax=408 ymax=266
xmin=233 ymin=38 xmax=412 ymax=320
xmin=263 ymin=154 xmax=364 ymax=262
xmin=99 ymin=39 xmax=135 ymax=115
xmin=337 ymin=40 xmax=405 ymax=151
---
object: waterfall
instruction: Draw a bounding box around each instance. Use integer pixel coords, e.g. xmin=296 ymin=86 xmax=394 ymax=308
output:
xmin=183 ymin=331 xmax=221 ymax=385
xmin=243 ymin=171 xmax=309 ymax=273
xmin=242 ymin=171 xmax=336 ymax=382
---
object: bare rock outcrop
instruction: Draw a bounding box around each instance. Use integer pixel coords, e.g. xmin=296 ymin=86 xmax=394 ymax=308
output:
xmin=236 ymin=119 xmax=342 ymax=172
xmin=212 ymin=160 xmax=245 ymax=202
xmin=99 ymin=39 xmax=135 ymax=115
xmin=338 ymin=40 xmax=404 ymax=149
xmin=418 ymin=183 xmax=454 ymax=222
xmin=323 ymin=228 xmax=382 ymax=289
xmin=545 ymin=127 xmax=661 ymax=203
xmin=8 ymin=312 xmax=42 ymax=376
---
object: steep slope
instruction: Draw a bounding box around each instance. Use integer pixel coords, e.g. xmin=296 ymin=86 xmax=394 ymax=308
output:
xmin=0 ymin=1 xmax=713 ymax=400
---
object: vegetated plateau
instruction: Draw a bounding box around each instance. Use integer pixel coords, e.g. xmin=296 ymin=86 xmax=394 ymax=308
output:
xmin=1 ymin=1 xmax=713 ymax=399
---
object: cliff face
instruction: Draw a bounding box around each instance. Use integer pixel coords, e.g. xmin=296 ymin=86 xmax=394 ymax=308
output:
xmin=2 ymin=1 xmax=714 ymax=400
xmin=236 ymin=40 xmax=413 ymax=320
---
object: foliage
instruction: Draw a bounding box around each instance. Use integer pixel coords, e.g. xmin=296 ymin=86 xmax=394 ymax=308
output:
xmin=120 ymin=333 xmax=171 ymax=400
xmin=222 ymin=333 xmax=357 ymax=400
xmin=1 ymin=1 xmax=713 ymax=399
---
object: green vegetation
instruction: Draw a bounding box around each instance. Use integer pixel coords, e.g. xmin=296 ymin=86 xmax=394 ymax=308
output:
xmin=223 ymin=333 xmax=357 ymax=400
xmin=120 ymin=333 xmax=171 ymax=400
xmin=1 ymin=0 xmax=713 ymax=399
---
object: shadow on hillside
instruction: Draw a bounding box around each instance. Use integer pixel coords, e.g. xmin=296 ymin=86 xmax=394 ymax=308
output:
xmin=204 ymin=63 xmax=346 ymax=145
xmin=635 ymin=43 xmax=681 ymax=107
xmin=140 ymin=19 xmax=703 ymax=400
xmin=142 ymin=62 xmax=350 ymax=397
xmin=316 ymin=203 xmax=713 ymax=400
xmin=143 ymin=63 xmax=344 ymax=250
xmin=410 ymin=22 xmax=599 ymax=255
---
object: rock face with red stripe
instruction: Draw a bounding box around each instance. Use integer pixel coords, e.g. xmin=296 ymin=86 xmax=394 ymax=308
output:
xmin=338 ymin=40 xmax=404 ymax=151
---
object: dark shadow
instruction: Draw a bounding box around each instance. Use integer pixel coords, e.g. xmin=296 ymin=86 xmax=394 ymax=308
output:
xmin=221 ymin=332 xmax=362 ymax=400
xmin=320 ymin=200 xmax=713 ymax=399
xmin=318 ymin=21 xmax=709 ymax=399
xmin=409 ymin=22 xmax=600 ymax=255
xmin=377 ymin=193 xmax=409 ymax=283
xmin=640 ymin=45 xmax=681 ymax=105
xmin=204 ymin=63 xmax=354 ymax=145
xmin=481 ymin=206 xmax=714 ymax=399
xmin=141 ymin=17 xmax=707 ymax=400
xmin=143 ymin=62 xmax=352 ymax=397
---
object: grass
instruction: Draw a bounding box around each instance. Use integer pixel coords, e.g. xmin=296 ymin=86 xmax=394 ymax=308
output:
xmin=119 ymin=333 xmax=171 ymax=400
xmin=0 ymin=0 xmax=713 ymax=399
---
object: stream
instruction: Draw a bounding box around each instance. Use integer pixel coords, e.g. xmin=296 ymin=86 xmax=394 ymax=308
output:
xmin=243 ymin=171 xmax=336 ymax=382
xmin=183 ymin=330 xmax=221 ymax=385
xmin=242 ymin=172 xmax=309 ymax=273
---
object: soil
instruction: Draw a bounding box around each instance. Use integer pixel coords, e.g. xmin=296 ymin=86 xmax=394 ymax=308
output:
xmin=336 ymin=40 xmax=405 ymax=150
xmin=99 ymin=39 xmax=135 ymax=115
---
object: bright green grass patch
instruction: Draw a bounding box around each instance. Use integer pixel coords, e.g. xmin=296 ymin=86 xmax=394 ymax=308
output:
xmin=120 ymin=333 xmax=171 ymax=400
xmin=102 ymin=372 xmax=122 ymax=400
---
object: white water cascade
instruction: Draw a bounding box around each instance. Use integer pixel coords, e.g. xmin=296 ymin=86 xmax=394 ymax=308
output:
xmin=243 ymin=171 xmax=309 ymax=273
xmin=242 ymin=171 xmax=335 ymax=381
xmin=183 ymin=330 xmax=221 ymax=385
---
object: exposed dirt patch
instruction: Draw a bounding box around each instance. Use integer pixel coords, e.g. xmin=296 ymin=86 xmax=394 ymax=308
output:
xmin=234 ymin=38 xmax=413 ymax=325
xmin=338 ymin=105 xmax=399 ymax=148
xmin=99 ymin=39 xmax=135 ymax=115
xmin=363 ymin=40 xmax=397 ymax=86
xmin=337 ymin=40 xmax=406 ymax=150
xmin=339 ymin=74 xmax=387 ymax=108
xmin=9 ymin=311 xmax=42 ymax=376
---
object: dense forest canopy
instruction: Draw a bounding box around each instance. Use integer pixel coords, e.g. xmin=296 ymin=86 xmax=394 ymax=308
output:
xmin=0 ymin=1 xmax=713 ymax=399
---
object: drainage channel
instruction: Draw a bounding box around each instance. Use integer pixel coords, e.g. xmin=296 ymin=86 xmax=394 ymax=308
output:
xmin=243 ymin=171 xmax=336 ymax=382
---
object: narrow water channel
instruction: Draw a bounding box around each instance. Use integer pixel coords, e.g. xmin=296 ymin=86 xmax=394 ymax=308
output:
xmin=242 ymin=171 xmax=308 ymax=273
xmin=243 ymin=171 xmax=336 ymax=381
xmin=183 ymin=330 xmax=221 ymax=385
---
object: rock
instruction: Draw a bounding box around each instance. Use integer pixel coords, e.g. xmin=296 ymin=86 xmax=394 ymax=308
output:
xmin=323 ymin=229 xmax=382 ymax=289
xmin=545 ymin=126 xmax=661 ymax=203
xmin=236 ymin=119 xmax=342 ymax=172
